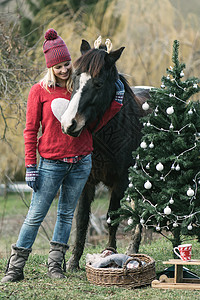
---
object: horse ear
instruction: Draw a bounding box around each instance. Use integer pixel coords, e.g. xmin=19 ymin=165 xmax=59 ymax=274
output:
xmin=105 ymin=47 xmax=125 ymax=68
xmin=80 ymin=39 xmax=91 ymax=55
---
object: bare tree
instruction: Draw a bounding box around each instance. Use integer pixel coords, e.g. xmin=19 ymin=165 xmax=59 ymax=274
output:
xmin=0 ymin=13 xmax=41 ymax=183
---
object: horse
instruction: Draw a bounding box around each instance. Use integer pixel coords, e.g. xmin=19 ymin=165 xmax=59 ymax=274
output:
xmin=60 ymin=37 xmax=151 ymax=270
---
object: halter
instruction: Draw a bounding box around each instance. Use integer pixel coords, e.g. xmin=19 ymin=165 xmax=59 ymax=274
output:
xmin=94 ymin=36 xmax=113 ymax=53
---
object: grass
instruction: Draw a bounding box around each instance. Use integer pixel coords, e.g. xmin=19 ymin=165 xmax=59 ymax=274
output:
xmin=0 ymin=192 xmax=31 ymax=217
xmin=0 ymin=239 xmax=200 ymax=299
xmin=0 ymin=192 xmax=200 ymax=299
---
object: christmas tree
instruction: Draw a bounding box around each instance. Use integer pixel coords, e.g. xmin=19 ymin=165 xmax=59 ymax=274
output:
xmin=113 ymin=40 xmax=200 ymax=249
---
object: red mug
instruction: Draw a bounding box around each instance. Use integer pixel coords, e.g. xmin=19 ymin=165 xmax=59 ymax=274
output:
xmin=173 ymin=244 xmax=192 ymax=261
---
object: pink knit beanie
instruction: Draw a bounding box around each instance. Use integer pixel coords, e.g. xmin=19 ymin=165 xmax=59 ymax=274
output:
xmin=43 ymin=29 xmax=71 ymax=68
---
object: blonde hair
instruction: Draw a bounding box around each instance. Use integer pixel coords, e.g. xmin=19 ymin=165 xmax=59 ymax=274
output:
xmin=40 ymin=66 xmax=73 ymax=93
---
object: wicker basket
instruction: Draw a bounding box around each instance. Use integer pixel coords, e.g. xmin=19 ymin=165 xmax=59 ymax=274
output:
xmin=86 ymin=253 xmax=156 ymax=288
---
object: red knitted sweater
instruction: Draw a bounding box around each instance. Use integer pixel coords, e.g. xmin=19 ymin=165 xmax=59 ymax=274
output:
xmin=24 ymin=83 xmax=122 ymax=166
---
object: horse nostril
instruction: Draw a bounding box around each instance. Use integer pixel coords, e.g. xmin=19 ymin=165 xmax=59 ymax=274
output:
xmin=69 ymin=119 xmax=77 ymax=132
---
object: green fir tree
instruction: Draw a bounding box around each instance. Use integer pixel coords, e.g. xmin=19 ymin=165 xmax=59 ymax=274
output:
xmin=113 ymin=40 xmax=200 ymax=249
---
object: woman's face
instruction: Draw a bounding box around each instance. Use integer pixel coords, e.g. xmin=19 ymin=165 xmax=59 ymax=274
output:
xmin=52 ymin=60 xmax=72 ymax=85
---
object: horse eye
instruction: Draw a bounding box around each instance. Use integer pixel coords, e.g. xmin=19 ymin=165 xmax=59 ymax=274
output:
xmin=93 ymin=80 xmax=103 ymax=89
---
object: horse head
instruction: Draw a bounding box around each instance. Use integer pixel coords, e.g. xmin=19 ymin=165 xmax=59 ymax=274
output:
xmin=61 ymin=37 xmax=125 ymax=136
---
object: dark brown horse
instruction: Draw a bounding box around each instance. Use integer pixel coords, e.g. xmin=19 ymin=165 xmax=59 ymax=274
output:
xmin=61 ymin=38 xmax=150 ymax=270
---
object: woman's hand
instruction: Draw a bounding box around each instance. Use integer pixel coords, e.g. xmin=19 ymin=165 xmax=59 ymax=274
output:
xmin=114 ymin=79 xmax=125 ymax=104
xmin=25 ymin=165 xmax=39 ymax=192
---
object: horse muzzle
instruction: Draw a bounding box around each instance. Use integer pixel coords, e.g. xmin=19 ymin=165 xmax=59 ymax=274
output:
xmin=62 ymin=119 xmax=83 ymax=137
xmin=66 ymin=128 xmax=83 ymax=137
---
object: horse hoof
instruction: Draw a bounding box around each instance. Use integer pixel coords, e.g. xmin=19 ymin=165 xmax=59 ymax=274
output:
xmin=66 ymin=257 xmax=80 ymax=271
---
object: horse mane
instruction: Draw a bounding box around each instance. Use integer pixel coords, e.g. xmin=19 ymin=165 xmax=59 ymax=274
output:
xmin=118 ymin=74 xmax=144 ymax=116
xmin=73 ymin=49 xmax=107 ymax=77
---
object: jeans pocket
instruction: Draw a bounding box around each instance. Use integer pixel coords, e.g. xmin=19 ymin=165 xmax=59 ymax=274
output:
xmin=78 ymin=154 xmax=92 ymax=165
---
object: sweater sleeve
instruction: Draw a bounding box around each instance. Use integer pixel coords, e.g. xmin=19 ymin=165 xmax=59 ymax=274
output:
xmin=24 ymin=84 xmax=42 ymax=166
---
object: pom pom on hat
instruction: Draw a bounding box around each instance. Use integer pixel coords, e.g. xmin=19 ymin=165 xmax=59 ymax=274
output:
xmin=43 ymin=28 xmax=71 ymax=68
xmin=44 ymin=28 xmax=58 ymax=40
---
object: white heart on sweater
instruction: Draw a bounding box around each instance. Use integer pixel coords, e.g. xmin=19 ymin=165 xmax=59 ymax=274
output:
xmin=51 ymin=98 xmax=69 ymax=122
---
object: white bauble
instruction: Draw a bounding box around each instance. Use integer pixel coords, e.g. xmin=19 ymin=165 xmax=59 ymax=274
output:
xmin=156 ymin=225 xmax=161 ymax=231
xmin=156 ymin=162 xmax=164 ymax=172
xmin=107 ymin=217 xmax=111 ymax=224
xmin=173 ymin=222 xmax=178 ymax=228
xmin=180 ymin=71 xmax=184 ymax=77
xmin=161 ymin=83 xmax=165 ymax=88
xmin=144 ymin=180 xmax=152 ymax=189
xmin=149 ymin=142 xmax=154 ymax=148
xmin=142 ymin=102 xmax=150 ymax=111
xmin=169 ymin=197 xmax=174 ymax=204
xmin=140 ymin=218 xmax=145 ymax=225
xmin=166 ymin=106 xmax=174 ymax=115
xmin=187 ymin=224 xmax=192 ymax=230
xmin=146 ymin=163 xmax=150 ymax=169
xmin=140 ymin=141 xmax=147 ymax=149
xmin=187 ymin=188 xmax=195 ymax=197
xmin=188 ymin=109 xmax=193 ymax=115
xmin=146 ymin=121 xmax=151 ymax=127
xmin=128 ymin=218 xmax=133 ymax=226
xmin=175 ymin=164 xmax=180 ymax=171
xmin=129 ymin=183 xmax=133 ymax=188
xmin=164 ymin=206 xmax=171 ymax=215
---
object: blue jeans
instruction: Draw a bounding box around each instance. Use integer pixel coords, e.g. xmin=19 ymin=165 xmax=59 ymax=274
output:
xmin=16 ymin=154 xmax=92 ymax=249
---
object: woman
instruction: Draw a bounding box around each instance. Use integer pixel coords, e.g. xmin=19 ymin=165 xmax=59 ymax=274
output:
xmin=1 ymin=29 xmax=124 ymax=283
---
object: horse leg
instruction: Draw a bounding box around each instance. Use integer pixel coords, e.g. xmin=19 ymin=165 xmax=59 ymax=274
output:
xmin=126 ymin=223 xmax=143 ymax=255
xmin=107 ymin=177 xmax=129 ymax=249
xmin=66 ymin=181 xmax=95 ymax=271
